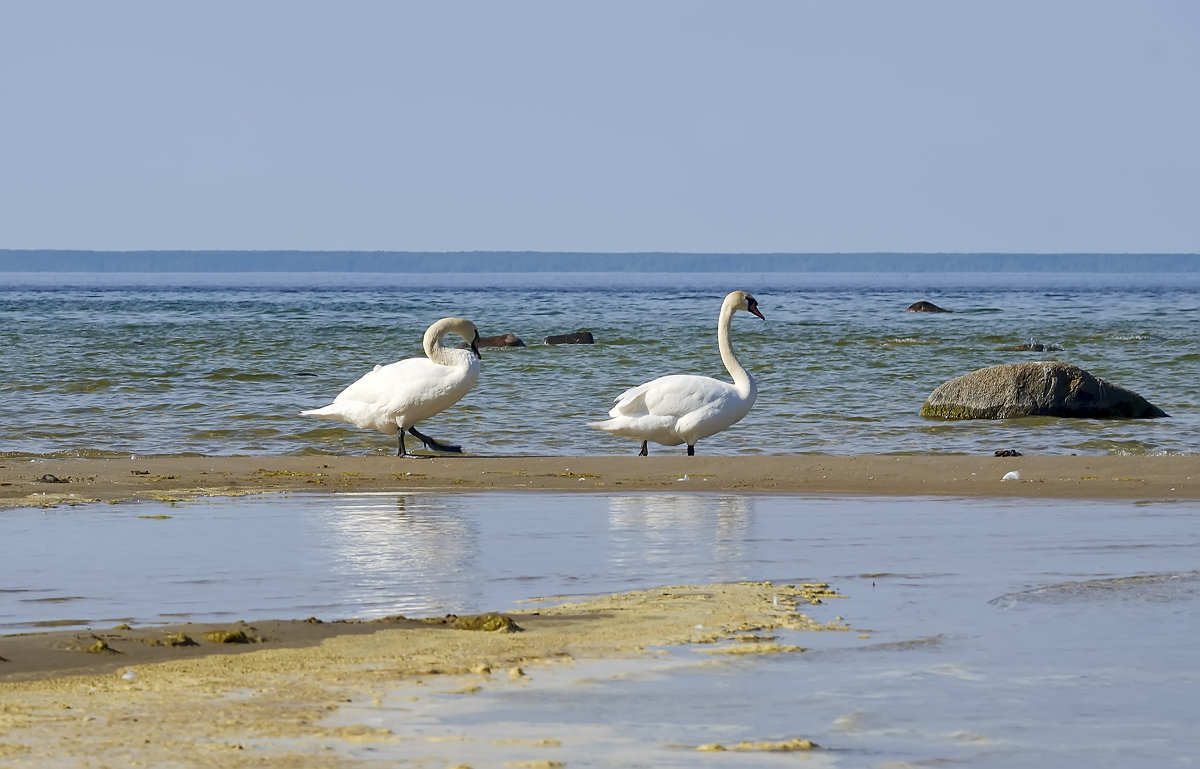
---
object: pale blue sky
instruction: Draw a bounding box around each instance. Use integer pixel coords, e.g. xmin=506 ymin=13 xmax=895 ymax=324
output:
xmin=2 ymin=2 xmax=1197 ymax=253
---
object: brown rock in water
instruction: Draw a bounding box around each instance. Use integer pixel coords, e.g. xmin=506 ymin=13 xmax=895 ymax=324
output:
xmin=921 ymin=361 xmax=1168 ymax=419
xmin=905 ymin=301 xmax=951 ymax=313
xmin=543 ymin=331 xmax=594 ymax=345
xmin=458 ymin=333 xmax=525 ymax=349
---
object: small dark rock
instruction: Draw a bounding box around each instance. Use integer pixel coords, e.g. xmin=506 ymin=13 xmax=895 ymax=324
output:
xmin=994 ymin=449 xmax=1023 ymax=457
xmin=458 ymin=333 xmax=525 ymax=349
xmin=905 ymin=301 xmax=951 ymax=313
xmin=544 ymin=331 xmax=595 ymax=345
xmin=37 ymin=474 xmax=68 ymax=483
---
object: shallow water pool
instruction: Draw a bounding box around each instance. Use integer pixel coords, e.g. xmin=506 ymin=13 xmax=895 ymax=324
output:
xmin=3 ymin=491 xmax=1199 ymax=767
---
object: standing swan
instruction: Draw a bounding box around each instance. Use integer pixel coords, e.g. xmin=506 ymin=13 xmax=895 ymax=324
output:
xmin=301 ymin=317 xmax=482 ymax=456
xmin=590 ymin=291 xmax=764 ymax=456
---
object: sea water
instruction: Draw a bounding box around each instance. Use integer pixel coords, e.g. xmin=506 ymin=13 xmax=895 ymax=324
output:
xmin=2 ymin=490 xmax=1198 ymax=767
xmin=2 ymin=270 xmax=1198 ymax=458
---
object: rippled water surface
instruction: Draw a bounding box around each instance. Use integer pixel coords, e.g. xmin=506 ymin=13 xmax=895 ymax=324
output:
xmin=2 ymin=270 xmax=1198 ymax=457
xmin=2 ymin=490 xmax=1198 ymax=767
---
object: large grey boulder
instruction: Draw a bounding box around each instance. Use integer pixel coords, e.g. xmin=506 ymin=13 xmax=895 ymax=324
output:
xmin=921 ymin=361 xmax=1168 ymax=419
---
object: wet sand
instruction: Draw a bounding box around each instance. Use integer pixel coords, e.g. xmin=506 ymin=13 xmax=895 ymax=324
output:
xmin=3 ymin=453 xmax=1198 ymax=510
xmin=0 ymin=581 xmax=842 ymax=766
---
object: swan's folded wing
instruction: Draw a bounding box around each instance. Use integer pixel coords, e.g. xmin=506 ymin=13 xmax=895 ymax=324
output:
xmin=610 ymin=374 xmax=730 ymax=418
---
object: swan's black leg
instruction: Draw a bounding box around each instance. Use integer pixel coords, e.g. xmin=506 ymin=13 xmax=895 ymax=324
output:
xmin=396 ymin=432 xmax=407 ymax=457
xmin=638 ymin=440 xmax=648 ymax=457
xmin=687 ymin=444 xmax=695 ymax=456
xmin=408 ymin=426 xmax=463 ymax=453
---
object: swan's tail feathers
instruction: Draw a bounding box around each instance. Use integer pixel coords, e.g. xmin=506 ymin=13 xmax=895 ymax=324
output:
xmin=589 ymin=415 xmax=677 ymax=440
xmin=300 ymin=404 xmax=341 ymax=419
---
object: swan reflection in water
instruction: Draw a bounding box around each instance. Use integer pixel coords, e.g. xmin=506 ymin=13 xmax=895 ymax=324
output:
xmin=607 ymin=494 xmax=754 ymax=580
xmin=320 ymin=493 xmax=480 ymax=617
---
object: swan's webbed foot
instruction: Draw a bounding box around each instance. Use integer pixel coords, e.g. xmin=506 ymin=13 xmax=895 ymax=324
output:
xmin=638 ymin=441 xmax=648 ymax=457
xmin=408 ymin=427 xmax=463 ymax=453
xmin=686 ymin=444 xmax=695 ymax=456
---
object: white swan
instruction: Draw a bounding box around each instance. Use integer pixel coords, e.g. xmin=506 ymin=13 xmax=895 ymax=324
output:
xmin=301 ymin=317 xmax=481 ymax=456
xmin=590 ymin=290 xmax=764 ymax=456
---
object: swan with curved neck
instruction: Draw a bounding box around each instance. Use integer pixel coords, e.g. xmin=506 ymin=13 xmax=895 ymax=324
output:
xmin=301 ymin=317 xmax=482 ymax=456
xmin=590 ymin=290 xmax=764 ymax=456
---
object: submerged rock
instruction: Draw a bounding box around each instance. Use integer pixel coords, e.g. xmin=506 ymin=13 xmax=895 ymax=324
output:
xmin=543 ymin=331 xmax=595 ymax=345
xmin=458 ymin=333 xmax=525 ymax=349
xmin=921 ymin=361 xmax=1168 ymax=419
xmin=905 ymin=301 xmax=951 ymax=313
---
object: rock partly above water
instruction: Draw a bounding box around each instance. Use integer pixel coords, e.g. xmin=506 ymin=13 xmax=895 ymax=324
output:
xmin=543 ymin=331 xmax=595 ymax=345
xmin=921 ymin=361 xmax=1169 ymax=419
xmin=458 ymin=333 xmax=525 ymax=349
xmin=905 ymin=300 xmax=952 ymax=313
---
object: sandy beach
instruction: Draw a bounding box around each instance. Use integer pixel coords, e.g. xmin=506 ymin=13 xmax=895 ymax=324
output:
xmin=1 ymin=580 xmax=845 ymax=766
xmin=4 ymin=453 xmax=1198 ymax=511
xmin=2 ymin=453 xmax=1197 ymax=766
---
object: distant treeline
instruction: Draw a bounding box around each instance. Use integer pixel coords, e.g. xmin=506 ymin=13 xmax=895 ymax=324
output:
xmin=0 ymin=251 xmax=1196 ymax=273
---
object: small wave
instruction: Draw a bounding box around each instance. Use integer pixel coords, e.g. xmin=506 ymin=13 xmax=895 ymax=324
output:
xmin=205 ymin=368 xmax=287 ymax=382
xmin=1110 ymin=447 xmax=1198 ymax=457
xmin=1 ymin=449 xmax=128 ymax=460
xmin=1063 ymin=439 xmax=1168 ymax=456
xmin=0 ymin=449 xmax=212 ymax=460
xmin=990 ymin=571 xmax=1200 ymax=607
xmin=58 ymin=379 xmax=116 ymax=393
xmin=993 ymin=338 xmax=1065 ymax=352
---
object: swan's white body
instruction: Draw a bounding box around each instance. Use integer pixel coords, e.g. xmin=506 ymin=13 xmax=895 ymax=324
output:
xmin=301 ymin=317 xmax=481 ymax=454
xmin=590 ymin=291 xmax=763 ymax=455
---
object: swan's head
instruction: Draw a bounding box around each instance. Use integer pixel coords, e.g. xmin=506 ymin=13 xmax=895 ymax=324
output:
xmin=458 ymin=320 xmax=482 ymax=359
xmin=728 ymin=290 xmax=765 ymax=320
xmin=433 ymin=317 xmax=482 ymax=359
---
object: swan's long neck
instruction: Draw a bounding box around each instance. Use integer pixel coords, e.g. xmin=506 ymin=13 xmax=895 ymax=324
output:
xmin=423 ymin=321 xmax=470 ymax=366
xmin=717 ymin=301 xmax=755 ymax=398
